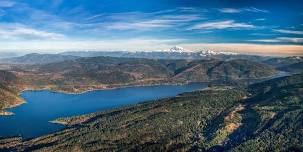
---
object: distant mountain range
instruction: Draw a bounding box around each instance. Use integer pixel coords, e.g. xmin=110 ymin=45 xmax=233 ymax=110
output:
xmin=0 ymin=52 xmax=23 ymax=59
xmin=0 ymin=53 xmax=80 ymax=64
xmin=0 ymin=46 xmax=272 ymax=65
xmin=1 ymin=48 xmax=301 ymax=75
xmin=61 ymin=47 xmax=266 ymax=61
xmin=159 ymin=46 xmax=238 ymax=56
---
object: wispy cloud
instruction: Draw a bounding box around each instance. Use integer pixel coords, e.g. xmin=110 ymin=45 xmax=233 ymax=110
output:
xmin=255 ymin=18 xmax=266 ymax=21
xmin=218 ymin=7 xmax=269 ymax=13
xmin=0 ymin=1 xmax=300 ymax=55
xmin=277 ymin=37 xmax=303 ymax=43
xmin=0 ymin=23 xmax=65 ymax=40
xmin=249 ymin=39 xmax=280 ymax=43
xmin=274 ymin=29 xmax=303 ymax=35
xmin=244 ymin=7 xmax=269 ymax=13
xmin=218 ymin=8 xmax=241 ymax=13
xmin=51 ymin=0 xmax=64 ymax=8
xmin=81 ymin=8 xmax=205 ymax=31
xmin=249 ymin=37 xmax=303 ymax=43
xmin=250 ymin=33 xmax=279 ymax=36
xmin=189 ymin=20 xmax=255 ymax=30
xmin=104 ymin=14 xmax=202 ymax=30
xmin=0 ymin=9 xmax=5 ymax=16
xmin=104 ymin=20 xmax=172 ymax=30
xmin=1 ymin=1 xmax=77 ymax=32
xmin=0 ymin=3 xmax=204 ymax=36
xmin=177 ymin=7 xmax=203 ymax=13
xmin=0 ymin=0 xmax=15 ymax=8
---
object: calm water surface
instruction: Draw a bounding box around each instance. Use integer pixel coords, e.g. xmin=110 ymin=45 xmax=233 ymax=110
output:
xmin=0 ymin=83 xmax=207 ymax=138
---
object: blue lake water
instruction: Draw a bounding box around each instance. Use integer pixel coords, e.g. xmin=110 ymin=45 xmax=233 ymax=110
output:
xmin=0 ymin=83 xmax=207 ymax=138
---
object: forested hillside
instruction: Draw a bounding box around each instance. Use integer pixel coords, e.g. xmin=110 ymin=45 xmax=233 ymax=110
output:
xmin=0 ymin=70 xmax=24 ymax=115
xmin=263 ymin=56 xmax=303 ymax=67
xmin=13 ymin=57 xmax=277 ymax=92
xmin=278 ymin=62 xmax=303 ymax=74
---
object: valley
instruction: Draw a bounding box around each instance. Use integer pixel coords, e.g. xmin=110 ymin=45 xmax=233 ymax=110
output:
xmin=0 ymin=73 xmax=301 ymax=151
xmin=0 ymin=55 xmax=279 ymax=114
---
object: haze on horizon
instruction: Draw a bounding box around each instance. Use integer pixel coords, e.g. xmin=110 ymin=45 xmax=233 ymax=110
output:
xmin=0 ymin=0 xmax=302 ymax=56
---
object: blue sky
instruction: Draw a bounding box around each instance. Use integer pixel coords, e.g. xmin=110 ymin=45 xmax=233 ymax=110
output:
xmin=0 ymin=0 xmax=302 ymax=56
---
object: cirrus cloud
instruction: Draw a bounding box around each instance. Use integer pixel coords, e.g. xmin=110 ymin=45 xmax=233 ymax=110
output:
xmin=218 ymin=7 xmax=269 ymax=13
xmin=249 ymin=37 xmax=303 ymax=43
xmin=0 ymin=23 xmax=66 ymax=40
xmin=0 ymin=0 xmax=15 ymax=8
xmin=218 ymin=8 xmax=241 ymax=13
xmin=188 ymin=20 xmax=255 ymax=30
xmin=274 ymin=29 xmax=303 ymax=35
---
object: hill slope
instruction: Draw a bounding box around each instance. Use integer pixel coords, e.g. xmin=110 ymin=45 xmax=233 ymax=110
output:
xmin=16 ymin=57 xmax=277 ymax=92
xmin=263 ymin=56 xmax=303 ymax=67
xmin=0 ymin=70 xmax=24 ymax=115
xmin=278 ymin=62 xmax=303 ymax=74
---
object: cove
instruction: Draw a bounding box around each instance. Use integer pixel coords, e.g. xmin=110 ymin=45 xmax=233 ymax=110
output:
xmin=0 ymin=83 xmax=207 ymax=138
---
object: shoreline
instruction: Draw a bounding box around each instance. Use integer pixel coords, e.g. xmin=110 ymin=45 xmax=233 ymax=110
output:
xmin=49 ymin=86 xmax=248 ymax=128
xmin=21 ymin=72 xmax=283 ymax=95
xmin=48 ymin=120 xmax=69 ymax=125
xmin=20 ymin=81 xmax=205 ymax=95
xmin=0 ymin=81 xmax=207 ymax=116
xmin=0 ymin=97 xmax=26 ymax=116
xmin=0 ymin=72 xmax=286 ymax=116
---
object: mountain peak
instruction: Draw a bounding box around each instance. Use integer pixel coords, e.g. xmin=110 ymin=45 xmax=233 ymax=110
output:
xmin=170 ymin=46 xmax=184 ymax=51
xmin=167 ymin=46 xmax=193 ymax=53
xmin=198 ymin=50 xmax=238 ymax=56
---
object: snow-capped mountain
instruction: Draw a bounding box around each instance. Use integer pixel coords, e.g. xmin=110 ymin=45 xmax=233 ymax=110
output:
xmin=157 ymin=46 xmax=193 ymax=53
xmin=159 ymin=46 xmax=238 ymax=56
xmin=198 ymin=50 xmax=238 ymax=56
xmin=61 ymin=46 xmax=253 ymax=61
xmin=168 ymin=46 xmax=193 ymax=53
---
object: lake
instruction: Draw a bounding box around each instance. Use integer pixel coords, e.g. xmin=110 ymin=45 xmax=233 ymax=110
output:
xmin=0 ymin=83 xmax=207 ymax=138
